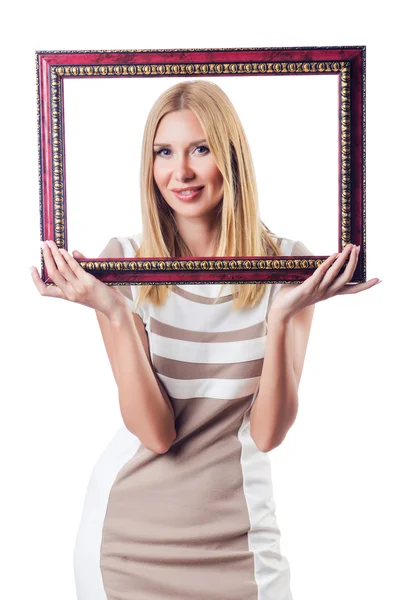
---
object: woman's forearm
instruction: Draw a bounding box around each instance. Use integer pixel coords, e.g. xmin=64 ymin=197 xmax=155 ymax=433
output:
xmin=250 ymin=311 xmax=298 ymax=452
xmin=108 ymin=307 xmax=177 ymax=454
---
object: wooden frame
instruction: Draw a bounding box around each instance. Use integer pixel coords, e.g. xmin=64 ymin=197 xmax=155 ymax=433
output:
xmin=36 ymin=45 xmax=366 ymax=286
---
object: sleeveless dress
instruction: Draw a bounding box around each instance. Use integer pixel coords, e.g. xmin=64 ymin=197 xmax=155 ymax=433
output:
xmin=73 ymin=232 xmax=313 ymax=600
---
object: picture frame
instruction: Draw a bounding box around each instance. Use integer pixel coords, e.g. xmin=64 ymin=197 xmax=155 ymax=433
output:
xmin=36 ymin=45 xmax=366 ymax=286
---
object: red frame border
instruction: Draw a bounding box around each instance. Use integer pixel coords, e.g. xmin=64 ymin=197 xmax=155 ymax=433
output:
xmin=36 ymin=45 xmax=365 ymax=286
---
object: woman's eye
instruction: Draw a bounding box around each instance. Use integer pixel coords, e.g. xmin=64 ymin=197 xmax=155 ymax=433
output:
xmin=195 ymin=145 xmax=209 ymax=154
xmin=155 ymin=148 xmax=171 ymax=157
xmin=155 ymin=145 xmax=209 ymax=157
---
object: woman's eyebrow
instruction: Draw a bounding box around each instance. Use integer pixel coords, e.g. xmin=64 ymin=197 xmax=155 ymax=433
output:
xmin=153 ymin=138 xmax=207 ymax=147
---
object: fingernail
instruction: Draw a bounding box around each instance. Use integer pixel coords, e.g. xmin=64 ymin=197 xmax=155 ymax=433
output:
xmin=376 ymin=279 xmax=382 ymax=284
xmin=29 ymin=266 xmax=35 ymax=274
xmin=40 ymin=241 xmax=47 ymax=249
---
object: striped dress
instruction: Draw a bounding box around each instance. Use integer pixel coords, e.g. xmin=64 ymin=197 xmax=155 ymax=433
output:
xmin=73 ymin=232 xmax=312 ymax=600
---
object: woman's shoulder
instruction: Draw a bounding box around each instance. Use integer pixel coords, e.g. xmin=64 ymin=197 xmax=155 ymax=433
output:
xmin=269 ymin=233 xmax=313 ymax=256
xmin=98 ymin=232 xmax=143 ymax=258
xmin=127 ymin=232 xmax=143 ymax=252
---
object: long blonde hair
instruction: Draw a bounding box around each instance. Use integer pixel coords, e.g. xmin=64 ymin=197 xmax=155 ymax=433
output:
xmin=134 ymin=79 xmax=282 ymax=312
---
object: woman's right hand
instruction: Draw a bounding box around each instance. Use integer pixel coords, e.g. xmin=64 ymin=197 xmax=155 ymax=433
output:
xmin=30 ymin=239 xmax=127 ymax=319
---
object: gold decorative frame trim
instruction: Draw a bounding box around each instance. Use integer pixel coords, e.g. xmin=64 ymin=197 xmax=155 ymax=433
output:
xmin=36 ymin=46 xmax=365 ymax=285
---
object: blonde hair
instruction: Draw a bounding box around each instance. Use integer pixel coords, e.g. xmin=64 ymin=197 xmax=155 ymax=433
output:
xmin=134 ymin=79 xmax=282 ymax=312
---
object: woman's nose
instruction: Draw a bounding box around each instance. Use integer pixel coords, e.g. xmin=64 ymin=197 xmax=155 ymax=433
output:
xmin=174 ymin=155 xmax=195 ymax=181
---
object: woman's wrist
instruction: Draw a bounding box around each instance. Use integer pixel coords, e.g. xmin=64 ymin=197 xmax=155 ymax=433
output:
xmin=268 ymin=306 xmax=295 ymax=327
xmin=105 ymin=296 xmax=131 ymax=326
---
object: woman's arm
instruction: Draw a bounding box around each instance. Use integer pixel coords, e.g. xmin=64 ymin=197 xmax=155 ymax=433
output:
xmin=99 ymin=303 xmax=177 ymax=454
xmin=250 ymin=296 xmax=314 ymax=452
xmin=250 ymin=240 xmax=374 ymax=452
xmin=96 ymin=237 xmax=176 ymax=454
xmin=250 ymin=303 xmax=315 ymax=453
xmin=249 ymin=238 xmax=315 ymax=452
xmin=32 ymin=238 xmax=176 ymax=454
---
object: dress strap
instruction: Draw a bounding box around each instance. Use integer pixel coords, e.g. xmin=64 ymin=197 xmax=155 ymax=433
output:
xmin=116 ymin=236 xmax=137 ymax=259
xmin=282 ymin=238 xmax=296 ymax=255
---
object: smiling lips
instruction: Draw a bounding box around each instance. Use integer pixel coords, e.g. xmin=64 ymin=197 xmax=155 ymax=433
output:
xmin=172 ymin=186 xmax=204 ymax=201
xmin=172 ymin=186 xmax=204 ymax=192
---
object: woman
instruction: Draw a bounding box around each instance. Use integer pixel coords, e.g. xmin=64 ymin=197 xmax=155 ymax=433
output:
xmin=31 ymin=80 xmax=380 ymax=600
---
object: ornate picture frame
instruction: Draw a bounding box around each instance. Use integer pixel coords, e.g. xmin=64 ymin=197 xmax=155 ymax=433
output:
xmin=36 ymin=45 xmax=365 ymax=286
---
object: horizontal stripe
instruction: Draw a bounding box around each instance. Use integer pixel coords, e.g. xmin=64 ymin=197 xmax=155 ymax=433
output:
xmin=172 ymin=285 xmax=236 ymax=303
xmin=153 ymin=354 xmax=264 ymax=380
xmin=150 ymin=332 xmax=267 ymax=364
xmin=150 ymin=316 xmax=267 ymax=342
xmin=154 ymin=374 xmax=261 ymax=400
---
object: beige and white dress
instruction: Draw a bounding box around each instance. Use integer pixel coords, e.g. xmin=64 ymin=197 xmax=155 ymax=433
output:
xmin=73 ymin=232 xmax=313 ymax=600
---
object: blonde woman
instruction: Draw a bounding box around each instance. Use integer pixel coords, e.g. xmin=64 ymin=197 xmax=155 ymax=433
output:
xmin=31 ymin=80 xmax=379 ymax=600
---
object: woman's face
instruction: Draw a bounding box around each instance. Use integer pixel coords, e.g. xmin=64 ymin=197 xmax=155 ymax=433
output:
xmin=152 ymin=109 xmax=224 ymax=220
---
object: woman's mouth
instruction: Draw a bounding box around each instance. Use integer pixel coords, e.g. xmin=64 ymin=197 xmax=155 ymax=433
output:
xmin=172 ymin=186 xmax=204 ymax=202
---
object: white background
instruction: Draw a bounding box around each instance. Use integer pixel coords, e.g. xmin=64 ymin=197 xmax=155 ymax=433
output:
xmin=63 ymin=74 xmax=337 ymax=257
xmin=1 ymin=2 xmax=396 ymax=599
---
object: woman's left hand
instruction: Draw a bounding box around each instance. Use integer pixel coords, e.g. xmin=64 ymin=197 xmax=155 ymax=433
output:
xmin=269 ymin=243 xmax=381 ymax=321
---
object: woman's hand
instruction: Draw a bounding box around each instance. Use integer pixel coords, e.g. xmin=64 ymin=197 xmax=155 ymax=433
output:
xmin=269 ymin=243 xmax=381 ymax=322
xmin=30 ymin=239 xmax=126 ymax=319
